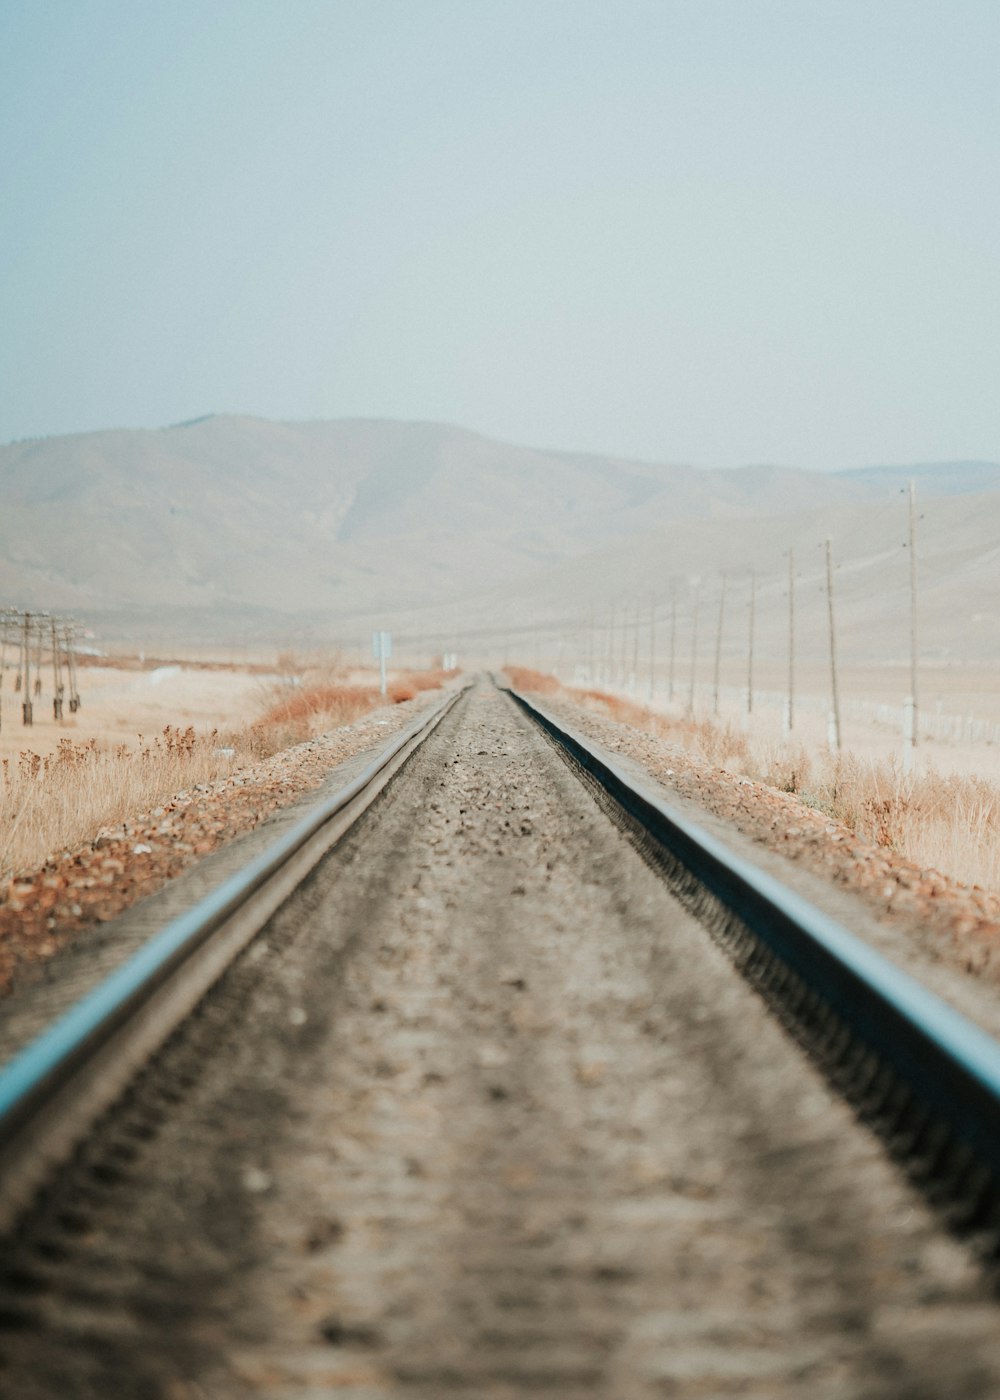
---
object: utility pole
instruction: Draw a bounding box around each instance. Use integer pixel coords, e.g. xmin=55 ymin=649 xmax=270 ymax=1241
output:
xmin=647 ymin=594 xmax=656 ymax=701
xmin=904 ymin=480 xmax=919 ymax=773
xmin=824 ymin=538 xmax=842 ymax=752
xmin=746 ymin=569 xmax=755 ymax=720
xmin=712 ymin=574 xmax=727 ymax=716
xmin=668 ymin=586 xmax=677 ymax=703
xmin=631 ymin=596 xmax=640 ymax=694
xmin=33 ymin=616 xmax=43 ymax=697
xmin=688 ymin=581 xmax=700 ymax=716
xmin=22 ymin=612 xmax=33 ymax=726
xmin=65 ymin=625 xmax=81 ymax=711
xmin=51 ymin=617 xmax=64 ymax=720
xmin=606 ymin=603 xmax=616 ymax=686
xmin=785 ymin=549 xmax=795 ymax=736
xmin=372 ymin=630 xmax=391 ymax=696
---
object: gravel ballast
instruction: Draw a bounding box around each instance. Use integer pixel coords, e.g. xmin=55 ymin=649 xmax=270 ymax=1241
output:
xmin=3 ymin=681 xmax=1000 ymax=1398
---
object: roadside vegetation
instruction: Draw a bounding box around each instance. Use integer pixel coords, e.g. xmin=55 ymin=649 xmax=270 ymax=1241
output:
xmin=0 ymin=728 xmax=233 ymax=884
xmin=506 ymin=666 xmax=1000 ymax=895
xmin=250 ymin=667 xmax=452 ymax=754
xmin=0 ymin=662 xmax=451 ymax=880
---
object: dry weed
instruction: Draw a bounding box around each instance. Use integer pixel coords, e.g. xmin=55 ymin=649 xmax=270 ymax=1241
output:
xmin=0 ymin=727 xmax=236 ymax=879
xmin=509 ymin=668 xmax=1000 ymax=895
xmin=812 ymin=758 xmax=1000 ymax=890
xmin=505 ymin=666 xmax=562 ymax=696
xmin=0 ymin=668 xmax=451 ymax=879
xmin=250 ymin=667 xmax=448 ymax=754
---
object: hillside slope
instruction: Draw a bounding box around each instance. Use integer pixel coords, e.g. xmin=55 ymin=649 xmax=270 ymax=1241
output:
xmin=2 ymin=415 xmax=998 ymax=648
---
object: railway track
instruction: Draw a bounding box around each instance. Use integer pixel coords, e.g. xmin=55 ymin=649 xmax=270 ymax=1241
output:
xmin=0 ymin=683 xmax=467 ymax=1233
xmin=2 ymin=676 xmax=1000 ymax=1397
xmin=507 ymin=683 xmax=1000 ymax=1238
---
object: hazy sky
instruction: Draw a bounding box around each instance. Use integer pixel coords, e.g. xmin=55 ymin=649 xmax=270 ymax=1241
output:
xmin=2 ymin=1 xmax=999 ymax=468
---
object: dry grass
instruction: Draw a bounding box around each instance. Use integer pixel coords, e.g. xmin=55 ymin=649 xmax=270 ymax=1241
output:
xmin=505 ymin=666 xmax=562 ymax=696
xmin=567 ymin=684 xmax=774 ymax=775
xmin=512 ymin=670 xmax=1000 ymax=895
xmin=381 ymin=669 xmax=458 ymax=706
xmin=816 ymin=758 xmax=1000 ymax=892
xmin=252 ymin=683 xmax=384 ymax=749
xmin=0 ymin=728 xmax=237 ymax=878
xmin=249 ymin=667 xmax=454 ymax=754
xmin=0 ymin=667 xmax=452 ymax=880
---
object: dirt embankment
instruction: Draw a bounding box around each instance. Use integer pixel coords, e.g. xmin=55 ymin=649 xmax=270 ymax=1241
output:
xmin=0 ymin=691 xmax=445 ymax=996
xmin=506 ymin=670 xmax=1000 ymax=992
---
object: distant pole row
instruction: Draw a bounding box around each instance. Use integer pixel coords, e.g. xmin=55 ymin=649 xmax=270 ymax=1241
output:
xmin=499 ymin=481 xmax=921 ymax=759
xmin=0 ymin=611 xmax=81 ymax=728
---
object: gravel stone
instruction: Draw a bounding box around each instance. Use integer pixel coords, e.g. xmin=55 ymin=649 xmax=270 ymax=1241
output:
xmin=2 ymin=682 xmax=999 ymax=1397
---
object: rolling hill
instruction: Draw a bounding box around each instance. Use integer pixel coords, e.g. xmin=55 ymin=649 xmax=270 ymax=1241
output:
xmin=1 ymin=415 xmax=998 ymax=658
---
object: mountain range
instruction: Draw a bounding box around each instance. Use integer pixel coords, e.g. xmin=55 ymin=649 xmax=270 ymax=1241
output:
xmin=2 ymin=415 xmax=999 ymax=661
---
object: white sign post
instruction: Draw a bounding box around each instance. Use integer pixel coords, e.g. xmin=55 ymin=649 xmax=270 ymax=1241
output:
xmin=372 ymin=630 xmax=392 ymax=696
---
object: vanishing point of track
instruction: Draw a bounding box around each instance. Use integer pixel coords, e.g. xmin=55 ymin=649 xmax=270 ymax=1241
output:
xmin=3 ymin=676 xmax=1000 ymax=1397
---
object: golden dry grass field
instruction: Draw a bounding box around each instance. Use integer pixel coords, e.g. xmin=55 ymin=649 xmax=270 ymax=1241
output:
xmin=0 ymin=661 xmax=270 ymax=762
xmin=0 ymin=652 xmax=444 ymax=881
xmin=588 ymin=658 xmax=1000 ymax=782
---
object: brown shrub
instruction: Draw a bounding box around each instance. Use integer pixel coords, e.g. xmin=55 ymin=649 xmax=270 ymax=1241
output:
xmin=576 ymin=688 xmax=657 ymax=730
xmin=0 ymin=727 xmax=237 ymax=878
xmin=257 ymin=684 xmax=379 ymax=729
xmin=249 ymin=668 xmax=452 ymax=755
xmin=758 ymin=744 xmax=813 ymax=795
xmin=249 ymin=684 xmax=379 ymax=754
xmin=505 ymin=666 xmax=561 ymax=695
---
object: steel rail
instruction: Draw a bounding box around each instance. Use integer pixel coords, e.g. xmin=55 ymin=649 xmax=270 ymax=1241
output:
xmin=0 ymin=682 xmax=467 ymax=1233
xmin=505 ymin=680 xmax=1000 ymax=1222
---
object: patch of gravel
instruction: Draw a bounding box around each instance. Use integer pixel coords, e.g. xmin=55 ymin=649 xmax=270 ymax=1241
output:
xmin=533 ymin=689 xmax=1000 ymax=1037
xmin=3 ymin=682 xmax=1000 ymax=1398
xmin=0 ymin=691 xmax=446 ymax=1003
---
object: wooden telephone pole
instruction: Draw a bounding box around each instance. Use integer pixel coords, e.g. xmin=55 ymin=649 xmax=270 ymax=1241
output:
xmin=904 ymin=480 xmax=919 ymax=772
xmin=688 ymin=582 xmax=700 ymax=715
xmin=824 ymin=539 xmax=842 ymax=752
xmin=631 ymin=596 xmax=641 ymax=693
xmin=21 ymin=612 xmax=33 ymax=727
xmin=712 ymin=574 xmax=727 ymax=716
xmin=784 ymin=549 xmax=795 ymax=736
xmin=647 ymin=595 xmax=656 ymax=701
xmin=668 ymin=586 xmax=677 ymax=702
xmin=746 ymin=569 xmax=755 ymax=719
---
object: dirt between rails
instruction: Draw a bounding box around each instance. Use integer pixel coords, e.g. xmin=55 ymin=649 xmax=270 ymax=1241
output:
xmin=3 ymin=680 xmax=1000 ymax=1399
